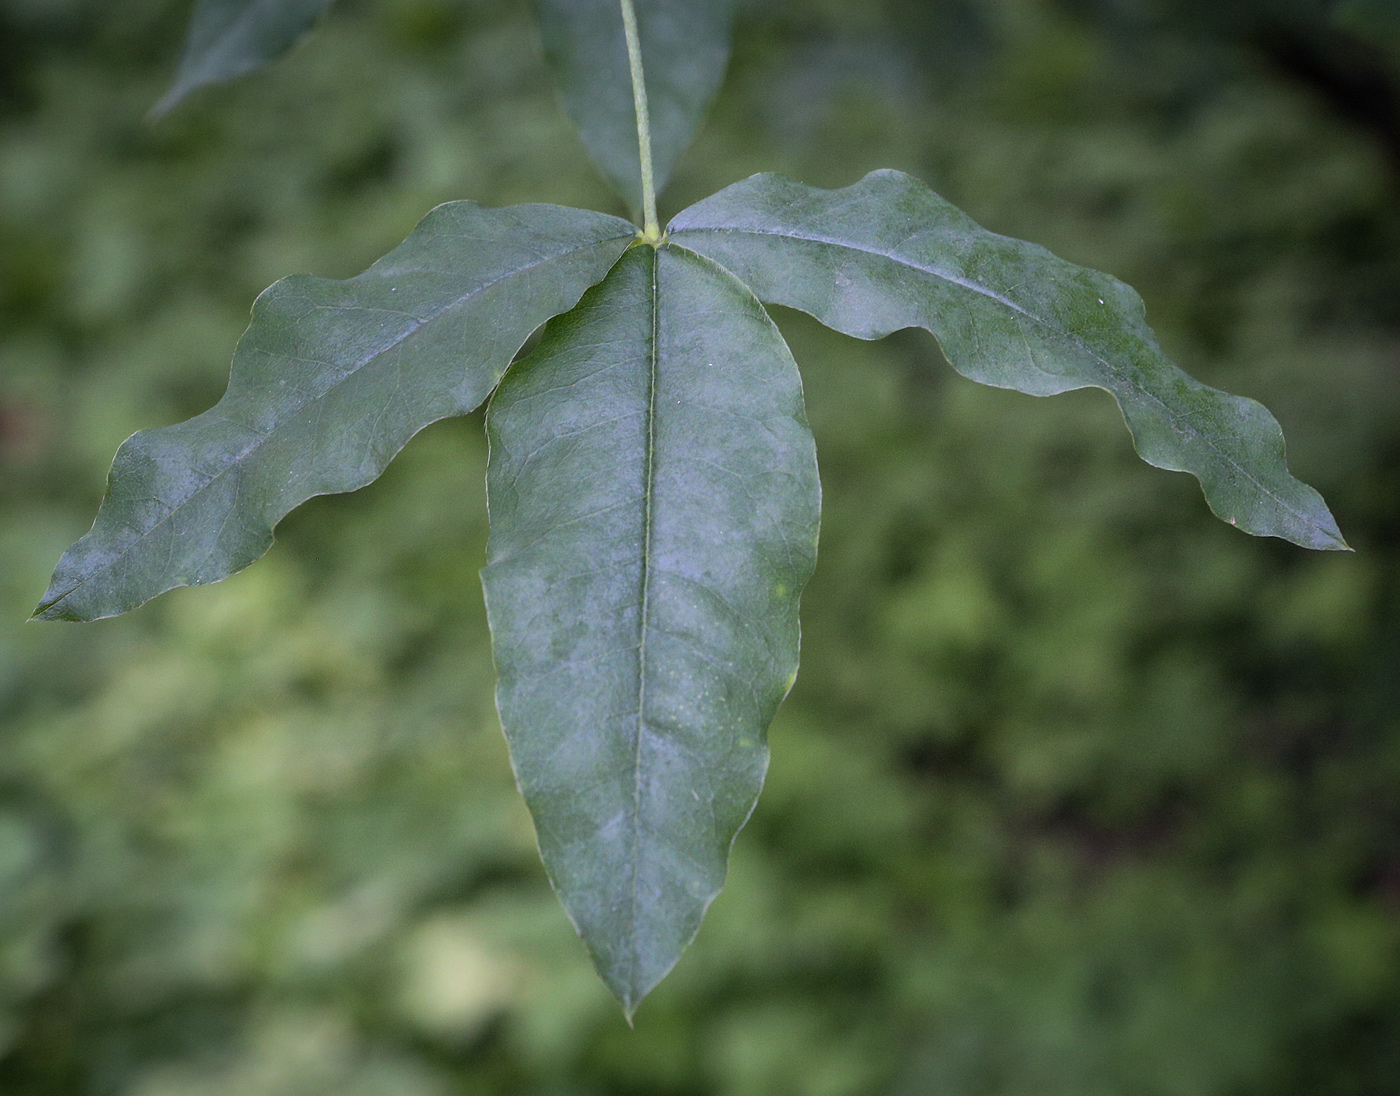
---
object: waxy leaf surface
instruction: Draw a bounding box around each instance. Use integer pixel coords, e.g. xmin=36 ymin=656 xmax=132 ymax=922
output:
xmin=34 ymin=204 xmax=635 ymax=622
xmin=482 ymin=244 xmax=820 ymax=1016
xmin=671 ymin=170 xmax=1346 ymax=550
xmin=535 ymin=0 xmax=737 ymax=215
xmin=153 ymin=0 xmax=336 ymax=116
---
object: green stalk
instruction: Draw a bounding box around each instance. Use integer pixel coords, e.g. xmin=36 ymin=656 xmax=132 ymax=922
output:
xmin=619 ymin=0 xmax=660 ymax=242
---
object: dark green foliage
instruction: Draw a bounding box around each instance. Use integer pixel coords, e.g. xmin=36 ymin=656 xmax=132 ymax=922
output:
xmin=33 ymin=203 xmax=633 ymax=621
xmin=154 ymin=0 xmax=337 ymax=116
xmin=485 ymin=244 xmax=819 ymax=1015
xmin=534 ymin=0 xmax=737 ymax=213
xmin=672 ymin=170 xmax=1345 ymax=550
xmin=1334 ymin=0 xmax=1400 ymax=45
xmin=1 ymin=0 xmax=1397 ymax=1091
xmin=31 ymin=0 xmax=1347 ymax=1011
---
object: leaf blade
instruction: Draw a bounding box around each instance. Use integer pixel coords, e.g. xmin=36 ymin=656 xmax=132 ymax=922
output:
xmin=33 ymin=203 xmax=636 ymax=622
xmin=534 ymin=0 xmax=737 ymax=215
xmin=670 ymin=170 xmax=1347 ymax=551
xmin=482 ymin=243 xmax=820 ymax=1015
xmin=153 ymin=0 xmax=336 ymax=117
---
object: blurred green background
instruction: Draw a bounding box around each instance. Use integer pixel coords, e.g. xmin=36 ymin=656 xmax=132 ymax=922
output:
xmin=2 ymin=0 xmax=1398 ymax=1092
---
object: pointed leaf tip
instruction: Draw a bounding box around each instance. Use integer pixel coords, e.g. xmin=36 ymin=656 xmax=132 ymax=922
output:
xmin=671 ymin=170 xmax=1346 ymax=551
xmin=153 ymin=0 xmax=337 ymax=116
xmin=483 ymin=244 xmax=818 ymax=1013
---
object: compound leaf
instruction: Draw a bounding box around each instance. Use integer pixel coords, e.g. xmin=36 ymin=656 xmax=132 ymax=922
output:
xmin=535 ymin=0 xmax=738 ymax=216
xmin=34 ymin=203 xmax=635 ymax=622
xmin=153 ymin=0 xmax=336 ymax=117
xmin=482 ymin=243 xmax=819 ymax=1016
xmin=671 ymin=170 xmax=1346 ymax=551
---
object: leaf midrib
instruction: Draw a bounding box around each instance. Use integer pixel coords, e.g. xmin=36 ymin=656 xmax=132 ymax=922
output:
xmin=39 ymin=233 xmax=634 ymax=616
xmin=628 ymin=245 xmax=661 ymax=1008
xmin=672 ymin=222 xmax=1333 ymax=543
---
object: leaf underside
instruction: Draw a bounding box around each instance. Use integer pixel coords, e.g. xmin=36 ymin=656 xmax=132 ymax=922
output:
xmin=534 ymin=0 xmax=738 ymax=216
xmin=33 ymin=203 xmax=635 ymax=622
xmin=670 ymin=170 xmax=1347 ymax=551
xmin=482 ymin=243 xmax=820 ymax=1016
xmin=153 ymin=0 xmax=337 ymax=117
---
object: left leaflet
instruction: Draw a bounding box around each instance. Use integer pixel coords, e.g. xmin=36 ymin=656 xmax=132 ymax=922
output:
xmin=34 ymin=203 xmax=636 ymax=621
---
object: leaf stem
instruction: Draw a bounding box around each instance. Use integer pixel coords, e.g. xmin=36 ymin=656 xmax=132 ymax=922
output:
xmin=620 ymin=0 xmax=660 ymax=242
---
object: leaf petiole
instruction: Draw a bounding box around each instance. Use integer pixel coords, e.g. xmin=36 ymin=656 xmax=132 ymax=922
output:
xmin=619 ymin=0 xmax=661 ymax=242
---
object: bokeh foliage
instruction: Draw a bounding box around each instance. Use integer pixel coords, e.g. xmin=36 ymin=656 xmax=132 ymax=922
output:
xmin=1 ymin=0 xmax=1397 ymax=1093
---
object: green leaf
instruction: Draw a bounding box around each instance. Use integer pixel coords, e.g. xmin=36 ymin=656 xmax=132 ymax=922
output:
xmin=152 ymin=0 xmax=336 ymax=117
xmin=482 ymin=243 xmax=820 ymax=1016
xmin=33 ymin=203 xmax=635 ymax=622
xmin=671 ymin=170 xmax=1347 ymax=551
xmin=534 ymin=0 xmax=737 ymax=216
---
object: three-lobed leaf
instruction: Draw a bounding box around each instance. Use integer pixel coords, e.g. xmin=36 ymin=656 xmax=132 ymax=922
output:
xmin=42 ymin=31 xmax=1352 ymax=1010
xmin=153 ymin=0 xmax=337 ymax=117
xmin=483 ymin=243 xmax=820 ymax=1016
xmin=35 ymin=169 xmax=1349 ymax=1011
xmin=534 ymin=0 xmax=738 ymax=216
xmin=670 ymin=170 xmax=1347 ymax=551
xmin=33 ymin=203 xmax=634 ymax=622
